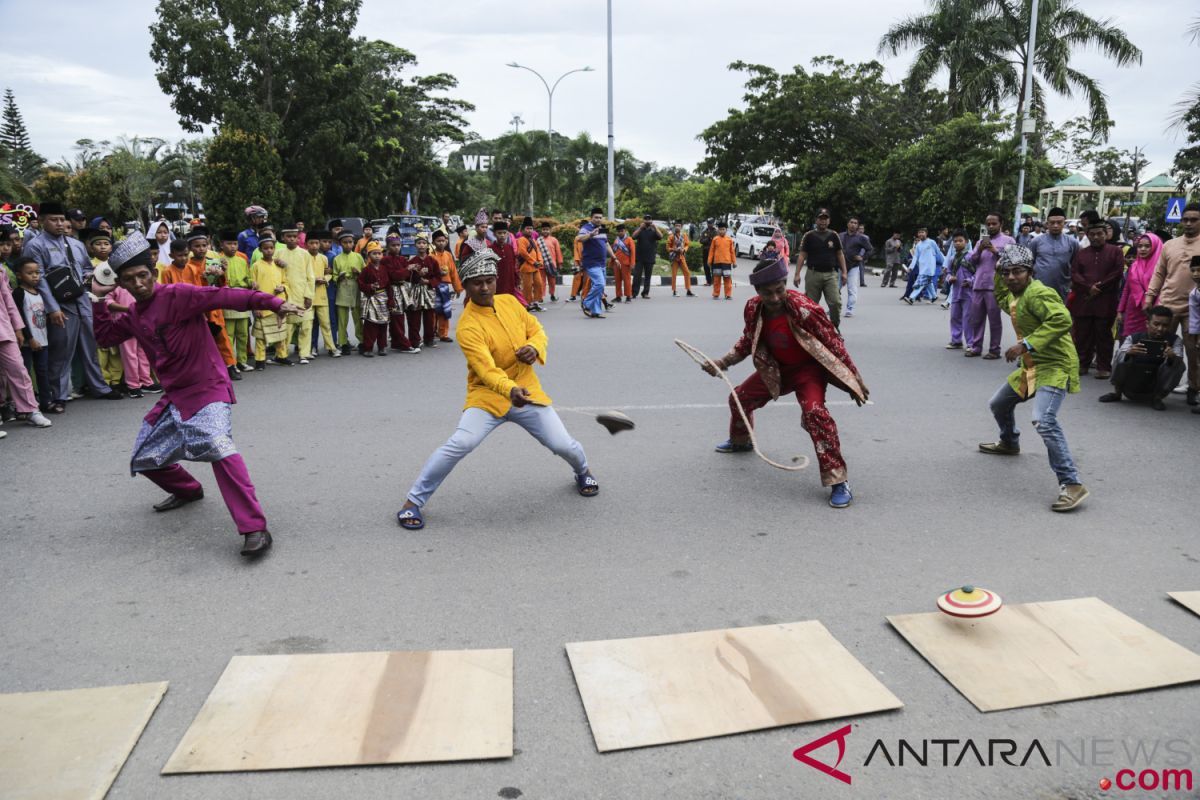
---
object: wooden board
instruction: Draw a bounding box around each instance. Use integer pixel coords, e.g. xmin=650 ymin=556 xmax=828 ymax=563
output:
xmin=162 ymin=650 xmax=512 ymax=773
xmin=888 ymin=597 xmax=1200 ymax=712
xmin=1168 ymin=591 xmax=1200 ymax=618
xmin=0 ymin=681 xmax=167 ymax=800
xmin=565 ymin=621 xmax=902 ymax=752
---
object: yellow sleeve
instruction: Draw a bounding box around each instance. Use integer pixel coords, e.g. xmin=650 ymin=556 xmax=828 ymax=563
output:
xmin=458 ymin=322 xmax=517 ymax=399
xmin=524 ymin=304 xmax=548 ymax=364
xmin=304 ymin=257 xmax=315 ymax=301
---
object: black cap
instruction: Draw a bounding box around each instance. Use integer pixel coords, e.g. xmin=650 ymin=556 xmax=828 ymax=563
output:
xmin=717 ymin=220 xmax=728 ymax=228
xmin=816 ymin=208 xmax=830 ymax=218
xmin=67 ymin=208 xmax=86 ymax=221
xmin=493 ymin=221 xmax=509 ymax=232
xmin=82 ymin=227 xmax=111 ymax=244
xmin=521 ymin=216 xmax=534 ymax=228
xmin=219 ymin=229 xmax=241 ymax=242
xmin=38 ymin=201 xmax=66 ymax=217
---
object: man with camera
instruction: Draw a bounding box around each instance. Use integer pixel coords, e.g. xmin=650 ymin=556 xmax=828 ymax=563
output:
xmin=1142 ymin=202 xmax=1200 ymax=407
xmin=1099 ymin=305 xmax=1187 ymax=411
xmin=24 ymin=202 xmax=117 ymax=411
xmin=631 ymin=217 xmax=662 ymax=299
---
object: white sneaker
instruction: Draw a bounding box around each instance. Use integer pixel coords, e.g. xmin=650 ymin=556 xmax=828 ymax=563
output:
xmin=299 ymin=358 xmax=310 ymax=365
xmin=330 ymin=350 xmax=342 ymax=358
xmin=0 ymin=430 xmax=6 ymax=439
xmin=27 ymin=411 xmax=52 ymax=428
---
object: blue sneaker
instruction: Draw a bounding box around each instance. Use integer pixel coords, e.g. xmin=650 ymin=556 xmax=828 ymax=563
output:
xmin=715 ymin=439 xmax=753 ymax=454
xmin=829 ymin=482 xmax=852 ymax=508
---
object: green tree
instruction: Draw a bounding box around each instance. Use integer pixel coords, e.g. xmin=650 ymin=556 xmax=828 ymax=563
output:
xmin=151 ymin=1 xmax=471 ymax=221
xmin=2 ymin=88 xmax=44 ymax=184
xmin=30 ymin=170 xmax=70 ymax=205
xmin=699 ymin=58 xmax=944 ymax=228
xmin=879 ymin=0 xmax=1142 ymax=136
xmin=861 ymin=113 xmax=1062 ymax=235
xmin=199 ymin=128 xmax=290 ymax=232
xmin=1172 ymin=103 xmax=1200 ymax=196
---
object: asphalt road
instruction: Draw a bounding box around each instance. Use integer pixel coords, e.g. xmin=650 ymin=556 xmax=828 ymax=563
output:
xmin=2 ymin=267 xmax=1198 ymax=800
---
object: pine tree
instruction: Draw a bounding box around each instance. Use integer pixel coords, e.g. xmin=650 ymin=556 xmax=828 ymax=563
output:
xmin=2 ymin=87 xmax=45 ymax=185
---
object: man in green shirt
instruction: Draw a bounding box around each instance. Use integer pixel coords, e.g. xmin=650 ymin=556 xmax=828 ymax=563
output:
xmin=978 ymin=244 xmax=1088 ymax=512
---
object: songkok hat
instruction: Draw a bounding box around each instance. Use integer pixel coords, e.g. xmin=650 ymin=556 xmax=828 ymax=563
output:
xmin=492 ymin=220 xmax=508 ymax=232
xmin=38 ymin=201 xmax=66 ymax=217
xmin=186 ymin=225 xmax=210 ymax=243
xmin=749 ymin=254 xmax=789 ymax=286
xmin=337 ymin=230 xmax=355 ymax=242
xmin=459 ymin=248 xmax=499 ymax=282
xmin=110 ymin=234 xmax=154 ymax=272
xmin=365 ymin=241 xmax=382 ymax=254
xmin=281 ymin=223 xmax=300 ymax=234
xmin=997 ymin=244 xmax=1033 ymax=270
xmin=521 ymin=216 xmax=534 ymax=228
xmin=309 ymin=229 xmax=331 ymax=239
xmin=474 ymin=207 xmax=489 ymax=225
xmin=219 ymin=229 xmax=241 ymax=242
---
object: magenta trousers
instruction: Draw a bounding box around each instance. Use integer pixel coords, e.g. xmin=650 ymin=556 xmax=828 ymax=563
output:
xmin=0 ymin=340 xmax=38 ymax=413
xmin=120 ymin=339 xmax=152 ymax=388
xmin=141 ymin=454 xmax=267 ymax=534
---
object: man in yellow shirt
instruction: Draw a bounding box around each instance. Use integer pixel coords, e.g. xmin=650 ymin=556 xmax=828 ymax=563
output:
xmin=396 ymin=248 xmax=597 ymax=530
xmin=276 ymin=224 xmax=314 ymax=363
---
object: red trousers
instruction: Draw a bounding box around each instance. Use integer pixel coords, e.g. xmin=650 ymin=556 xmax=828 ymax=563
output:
xmin=362 ymin=321 xmax=388 ymax=353
xmin=1071 ymin=313 xmax=1115 ymax=372
xmin=729 ymin=364 xmax=847 ymax=485
xmin=407 ymin=310 xmax=436 ymax=347
xmin=142 ymin=454 xmax=266 ymax=534
xmin=389 ymin=314 xmax=412 ymax=349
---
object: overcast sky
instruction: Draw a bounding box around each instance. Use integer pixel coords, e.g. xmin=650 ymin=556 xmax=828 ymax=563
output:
xmin=3 ymin=0 xmax=1193 ymax=184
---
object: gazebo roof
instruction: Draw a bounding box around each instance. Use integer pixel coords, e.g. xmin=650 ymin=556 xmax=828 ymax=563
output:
xmin=1140 ymin=173 xmax=1177 ymax=189
xmin=1054 ymin=173 xmax=1099 ymax=188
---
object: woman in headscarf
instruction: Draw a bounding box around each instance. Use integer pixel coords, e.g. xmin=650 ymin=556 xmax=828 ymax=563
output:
xmin=770 ymin=227 xmax=790 ymax=263
xmin=1116 ymin=231 xmax=1162 ymax=337
xmin=146 ymin=219 xmax=175 ymax=275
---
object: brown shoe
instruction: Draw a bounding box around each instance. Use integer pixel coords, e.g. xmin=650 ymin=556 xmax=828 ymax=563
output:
xmin=240 ymin=530 xmax=273 ymax=556
xmin=978 ymin=441 xmax=1020 ymax=455
xmin=1051 ymin=484 xmax=1088 ymax=512
xmin=982 ymin=352 xmax=1001 ymax=360
xmin=964 ymin=350 xmax=981 ymax=358
xmin=153 ymin=491 xmax=204 ymax=512
xmin=1094 ymin=371 xmax=1111 ymax=379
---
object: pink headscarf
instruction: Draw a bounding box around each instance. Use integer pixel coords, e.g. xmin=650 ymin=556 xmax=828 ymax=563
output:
xmin=1117 ymin=231 xmax=1162 ymax=336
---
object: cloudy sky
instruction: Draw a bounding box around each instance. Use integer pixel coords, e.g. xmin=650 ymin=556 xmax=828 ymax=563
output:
xmin=3 ymin=0 xmax=1193 ymax=183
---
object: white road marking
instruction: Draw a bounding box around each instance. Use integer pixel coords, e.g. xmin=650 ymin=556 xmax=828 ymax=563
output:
xmin=559 ymin=400 xmax=872 ymax=413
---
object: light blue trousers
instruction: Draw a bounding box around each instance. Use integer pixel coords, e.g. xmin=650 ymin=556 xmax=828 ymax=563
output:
xmin=406 ymin=404 xmax=589 ymax=508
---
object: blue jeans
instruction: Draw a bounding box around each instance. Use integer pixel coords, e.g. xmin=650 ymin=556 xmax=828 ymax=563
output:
xmin=406 ymin=405 xmax=589 ymax=508
xmin=582 ymin=265 xmax=607 ymax=316
xmin=989 ymin=383 xmax=1080 ymax=486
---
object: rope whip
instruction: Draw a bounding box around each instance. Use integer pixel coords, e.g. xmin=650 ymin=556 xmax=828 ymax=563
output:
xmin=674 ymin=338 xmax=809 ymax=472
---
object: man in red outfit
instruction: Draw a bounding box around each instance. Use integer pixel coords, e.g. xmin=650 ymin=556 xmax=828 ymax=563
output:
xmin=1069 ymin=219 xmax=1125 ymax=378
xmin=701 ymin=255 xmax=869 ymax=508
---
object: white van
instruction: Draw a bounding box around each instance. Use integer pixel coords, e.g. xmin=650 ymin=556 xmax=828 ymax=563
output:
xmin=733 ymin=223 xmax=781 ymax=258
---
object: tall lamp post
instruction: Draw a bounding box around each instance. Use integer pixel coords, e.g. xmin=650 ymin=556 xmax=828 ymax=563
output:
xmin=606 ymin=0 xmax=615 ymax=221
xmin=1012 ymin=0 xmax=1040 ymax=234
xmin=506 ymin=62 xmax=594 ymax=213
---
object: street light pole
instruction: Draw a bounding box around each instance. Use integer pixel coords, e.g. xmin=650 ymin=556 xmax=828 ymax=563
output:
xmin=606 ymin=0 xmax=615 ymax=220
xmin=1013 ymin=0 xmax=1040 ymax=234
xmin=506 ymin=62 xmax=594 ymax=214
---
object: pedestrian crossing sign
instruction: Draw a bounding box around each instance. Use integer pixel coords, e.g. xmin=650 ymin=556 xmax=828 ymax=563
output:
xmin=1166 ymin=197 xmax=1186 ymax=223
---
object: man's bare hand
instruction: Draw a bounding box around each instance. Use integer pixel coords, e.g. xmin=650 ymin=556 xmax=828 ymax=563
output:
xmin=702 ymin=360 xmax=724 ymax=377
xmin=509 ymin=386 xmax=532 ymax=407
xmin=48 ymin=311 xmax=65 ymax=327
xmin=277 ymin=301 xmax=303 ymax=316
xmin=515 ymin=345 xmax=538 ymax=364
xmin=1005 ymin=342 xmax=1027 ymax=363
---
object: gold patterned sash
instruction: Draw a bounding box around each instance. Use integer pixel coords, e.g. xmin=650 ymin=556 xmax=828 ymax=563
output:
xmin=1008 ymin=296 xmax=1037 ymax=398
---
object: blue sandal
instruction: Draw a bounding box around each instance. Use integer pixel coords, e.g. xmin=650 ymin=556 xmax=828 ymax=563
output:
xmin=396 ymin=507 xmax=425 ymax=530
xmin=715 ymin=439 xmax=753 ymax=453
xmin=575 ymin=472 xmax=599 ymax=497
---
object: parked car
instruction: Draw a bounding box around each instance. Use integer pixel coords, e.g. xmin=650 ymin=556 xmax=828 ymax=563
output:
xmin=327 ymin=217 xmax=366 ymax=240
xmin=733 ymin=223 xmax=781 ymax=259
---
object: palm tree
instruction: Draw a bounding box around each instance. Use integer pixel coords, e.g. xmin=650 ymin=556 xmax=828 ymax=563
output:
xmin=878 ymin=0 xmax=1007 ymax=116
xmin=1169 ymin=15 xmax=1200 ymax=130
xmin=493 ymin=131 xmax=556 ymax=215
xmin=880 ymin=0 xmax=1141 ymax=137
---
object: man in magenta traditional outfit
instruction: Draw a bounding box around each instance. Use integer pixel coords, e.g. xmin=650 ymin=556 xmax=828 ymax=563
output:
xmin=90 ymin=234 xmax=300 ymax=557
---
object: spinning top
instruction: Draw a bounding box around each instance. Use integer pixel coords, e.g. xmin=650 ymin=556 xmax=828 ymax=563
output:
xmin=937 ymin=585 xmax=1003 ymax=618
xmin=93 ymin=263 xmax=117 ymax=286
xmin=595 ymin=410 xmax=635 ymax=435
